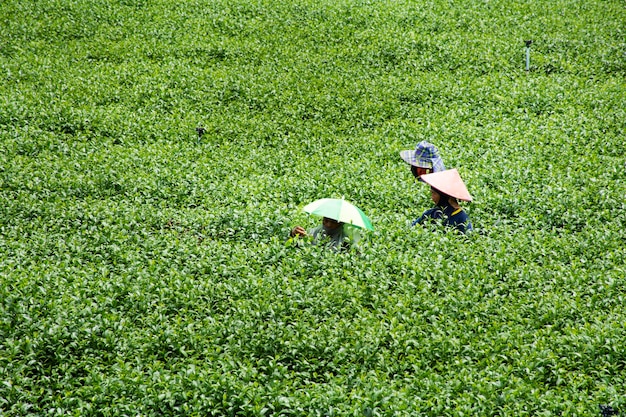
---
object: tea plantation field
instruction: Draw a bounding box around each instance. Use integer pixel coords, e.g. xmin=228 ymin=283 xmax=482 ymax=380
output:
xmin=1 ymin=0 xmax=625 ymax=415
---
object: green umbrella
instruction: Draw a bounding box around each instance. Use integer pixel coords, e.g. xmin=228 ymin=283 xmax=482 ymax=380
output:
xmin=303 ymin=198 xmax=374 ymax=231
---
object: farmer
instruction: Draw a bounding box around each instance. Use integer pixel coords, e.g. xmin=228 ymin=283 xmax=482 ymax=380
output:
xmin=413 ymin=169 xmax=473 ymax=234
xmin=290 ymin=217 xmax=360 ymax=251
xmin=400 ymin=141 xmax=446 ymax=180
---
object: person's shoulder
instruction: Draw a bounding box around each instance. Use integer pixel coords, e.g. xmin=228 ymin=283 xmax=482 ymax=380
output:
xmin=448 ymin=208 xmax=472 ymax=233
xmin=310 ymin=225 xmax=323 ymax=236
xmin=451 ymin=207 xmax=469 ymax=220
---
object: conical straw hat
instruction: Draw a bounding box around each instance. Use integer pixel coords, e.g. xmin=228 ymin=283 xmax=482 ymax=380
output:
xmin=420 ymin=169 xmax=472 ymax=202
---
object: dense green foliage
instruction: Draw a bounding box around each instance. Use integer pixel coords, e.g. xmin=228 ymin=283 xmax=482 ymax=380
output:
xmin=1 ymin=0 xmax=625 ymax=415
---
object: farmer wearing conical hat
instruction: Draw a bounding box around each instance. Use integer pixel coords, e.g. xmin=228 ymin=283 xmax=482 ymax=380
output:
xmin=413 ymin=169 xmax=473 ymax=234
xmin=399 ymin=141 xmax=446 ymax=179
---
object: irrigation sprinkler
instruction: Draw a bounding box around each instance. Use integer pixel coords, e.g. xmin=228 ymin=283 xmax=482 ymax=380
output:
xmin=525 ymin=40 xmax=533 ymax=71
xmin=599 ymin=405 xmax=619 ymax=417
xmin=196 ymin=126 xmax=206 ymax=143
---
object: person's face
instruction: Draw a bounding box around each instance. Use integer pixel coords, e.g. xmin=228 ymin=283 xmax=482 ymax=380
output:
xmin=430 ymin=187 xmax=441 ymax=204
xmin=322 ymin=217 xmax=341 ymax=231
xmin=411 ymin=165 xmax=432 ymax=179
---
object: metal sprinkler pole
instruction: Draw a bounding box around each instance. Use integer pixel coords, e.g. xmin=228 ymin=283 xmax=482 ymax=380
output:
xmin=525 ymin=40 xmax=533 ymax=71
xmin=196 ymin=126 xmax=206 ymax=144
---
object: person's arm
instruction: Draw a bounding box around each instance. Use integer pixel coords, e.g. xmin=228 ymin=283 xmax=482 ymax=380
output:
xmin=412 ymin=214 xmax=426 ymax=227
xmin=412 ymin=207 xmax=442 ymax=226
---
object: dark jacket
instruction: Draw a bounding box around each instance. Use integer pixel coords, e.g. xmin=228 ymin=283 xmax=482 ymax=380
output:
xmin=413 ymin=205 xmax=472 ymax=234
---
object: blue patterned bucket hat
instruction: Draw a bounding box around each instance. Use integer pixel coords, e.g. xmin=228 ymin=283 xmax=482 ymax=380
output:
xmin=399 ymin=141 xmax=446 ymax=172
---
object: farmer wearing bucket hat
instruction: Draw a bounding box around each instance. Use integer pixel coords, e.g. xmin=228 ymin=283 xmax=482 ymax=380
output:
xmin=413 ymin=169 xmax=473 ymax=234
xmin=399 ymin=141 xmax=446 ymax=179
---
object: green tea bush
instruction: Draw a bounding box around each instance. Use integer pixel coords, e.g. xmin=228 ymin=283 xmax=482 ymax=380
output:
xmin=1 ymin=0 xmax=625 ymax=415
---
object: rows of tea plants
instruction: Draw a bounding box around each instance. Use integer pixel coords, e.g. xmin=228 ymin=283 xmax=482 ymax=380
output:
xmin=1 ymin=0 xmax=625 ymax=415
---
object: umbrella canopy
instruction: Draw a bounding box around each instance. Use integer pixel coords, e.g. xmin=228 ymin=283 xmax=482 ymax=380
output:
xmin=303 ymin=198 xmax=374 ymax=231
xmin=420 ymin=169 xmax=473 ymax=201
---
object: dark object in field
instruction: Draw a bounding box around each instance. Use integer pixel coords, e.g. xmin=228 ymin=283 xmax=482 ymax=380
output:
xmin=524 ymin=40 xmax=533 ymax=47
xmin=600 ymin=405 xmax=619 ymax=417
xmin=196 ymin=126 xmax=206 ymax=140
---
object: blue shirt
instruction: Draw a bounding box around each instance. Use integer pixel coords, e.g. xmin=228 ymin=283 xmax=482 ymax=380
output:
xmin=413 ymin=205 xmax=472 ymax=234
